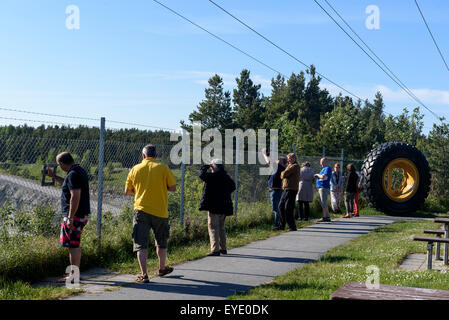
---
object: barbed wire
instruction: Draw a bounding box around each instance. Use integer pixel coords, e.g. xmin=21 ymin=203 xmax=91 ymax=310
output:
xmin=0 ymin=106 xmax=177 ymax=131
xmin=0 ymin=116 xmax=96 ymax=128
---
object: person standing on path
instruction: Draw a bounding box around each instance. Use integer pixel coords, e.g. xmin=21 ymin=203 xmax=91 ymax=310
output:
xmin=296 ymin=162 xmax=314 ymax=221
xmin=278 ymin=153 xmax=300 ymax=231
xmin=125 ymin=144 xmax=177 ymax=283
xmin=199 ymin=159 xmax=236 ymax=256
xmin=262 ymin=148 xmax=287 ymax=230
xmin=343 ymin=163 xmax=359 ymax=218
xmin=315 ymin=157 xmax=332 ymax=223
xmin=353 ymin=169 xmax=362 ymax=217
xmin=330 ymin=163 xmax=343 ymax=214
xmin=46 ymin=152 xmax=90 ymax=282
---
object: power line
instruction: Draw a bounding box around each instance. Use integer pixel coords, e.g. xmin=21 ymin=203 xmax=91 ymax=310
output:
xmin=151 ymin=0 xmax=285 ymax=77
xmin=313 ymin=0 xmax=441 ymax=122
xmin=322 ymin=0 xmax=428 ymax=116
xmin=208 ymin=0 xmax=363 ymax=101
xmin=414 ymin=0 xmax=449 ymax=72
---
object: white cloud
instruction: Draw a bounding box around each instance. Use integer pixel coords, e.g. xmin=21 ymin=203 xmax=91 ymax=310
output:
xmin=132 ymin=70 xmax=272 ymax=89
xmin=321 ymin=82 xmax=449 ymax=107
xmin=376 ymin=85 xmax=449 ymax=106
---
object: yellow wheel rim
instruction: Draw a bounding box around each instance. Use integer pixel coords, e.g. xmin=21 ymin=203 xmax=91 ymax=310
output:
xmin=382 ymin=158 xmax=419 ymax=202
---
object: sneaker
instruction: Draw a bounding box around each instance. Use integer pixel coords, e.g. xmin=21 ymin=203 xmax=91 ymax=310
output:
xmin=220 ymin=249 xmax=227 ymax=255
xmin=207 ymin=251 xmax=220 ymax=257
xmin=158 ymin=266 xmax=174 ymax=276
xmin=317 ymin=217 xmax=331 ymax=223
xmin=135 ymin=274 xmax=149 ymax=283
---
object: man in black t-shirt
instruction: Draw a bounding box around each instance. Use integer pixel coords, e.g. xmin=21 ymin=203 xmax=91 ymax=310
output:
xmin=46 ymin=152 xmax=90 ymax=282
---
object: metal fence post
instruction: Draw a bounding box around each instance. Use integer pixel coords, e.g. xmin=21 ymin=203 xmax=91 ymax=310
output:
xmin=180 ymin=129 xmax=186 ymax=227
xmin=322 ymin=146 xmax=326 ymax=158
xmin=233 ymin=138 xmax=239 ymax=220
xmin=96 ymin=117 xmax=105 ymax=248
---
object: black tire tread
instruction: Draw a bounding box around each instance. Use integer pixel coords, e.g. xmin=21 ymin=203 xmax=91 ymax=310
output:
xmin=361 ymin=142 xmax=431 ymax=215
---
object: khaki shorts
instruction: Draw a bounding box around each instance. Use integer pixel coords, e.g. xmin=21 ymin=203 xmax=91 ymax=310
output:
xmin=318 ymin=188 xmax=330 ymax=209
xmin=132 ymin=210 xmax=170 ymax=252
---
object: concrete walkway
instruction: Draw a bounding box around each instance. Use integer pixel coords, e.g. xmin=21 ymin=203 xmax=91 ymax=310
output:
xmin=66 ymin=215 xmax=420 ymax=300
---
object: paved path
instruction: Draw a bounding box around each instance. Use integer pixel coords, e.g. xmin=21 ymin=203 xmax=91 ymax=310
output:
xmin=66 ymin=215 xmax=421 ymax=300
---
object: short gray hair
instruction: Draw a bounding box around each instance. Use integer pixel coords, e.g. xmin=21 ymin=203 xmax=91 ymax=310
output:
xmin=210 ymin=158 xmax=224 ymax=172
xmin=142 ymin=144 xmax=157 ymax=158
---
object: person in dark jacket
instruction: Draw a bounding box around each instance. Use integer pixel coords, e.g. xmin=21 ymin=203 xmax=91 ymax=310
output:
xmin=262 ymin=148 xmax=287 ymax=230
xmin=199 ymin=159 xmax=236 ymax=256
xmin=343 ymin=163 xmax=359 ymax=218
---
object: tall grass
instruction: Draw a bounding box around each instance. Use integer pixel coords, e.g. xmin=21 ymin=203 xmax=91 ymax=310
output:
xmin=0 ymin=199 xmax=275 ymax=284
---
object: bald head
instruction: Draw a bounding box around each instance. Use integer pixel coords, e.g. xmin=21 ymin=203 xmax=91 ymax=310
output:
xmin=320 ymin=157 xmax=327 ymax=167
xmin=56 ymin=152 xmax=74 ymax=165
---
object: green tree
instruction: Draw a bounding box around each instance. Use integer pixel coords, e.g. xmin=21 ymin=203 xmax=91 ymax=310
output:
xmin=263 ymin=74 xmax=287 ymax=129
xmin=285 ymin=72 xmax=306 ymax=121
xmin=385 ymin=107 xmax=424 ymax=145
xmin=181 ymin=74 xmax=234 ymax=132
xmin=417 ymin=120 xmax=449 ymax=198
xmin=302 ymin=65 xmax=333 ymax=134
xmin=316 ymin=101 xmax=361 ymax=157
xmin=359 ymin=92 xmax=386 ymax=152
xmin=271 ymin=113 xmax=298 ymax=154
xmin=233 ymin=69 xmax=264 ymax=130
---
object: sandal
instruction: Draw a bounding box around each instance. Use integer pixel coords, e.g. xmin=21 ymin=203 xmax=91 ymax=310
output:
xmin=135 ymin=274 xmax=149 ymax=283
xmin=158 ymin=266 xmax=174 ymax=277
xmin=342 ymin=214 xmax=352 ymax=218
xmin=57 ymin=274 xmax=72 ymax=283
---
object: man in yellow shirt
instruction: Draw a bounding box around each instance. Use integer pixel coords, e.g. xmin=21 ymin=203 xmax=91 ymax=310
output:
xmin=125 ymin=144 xmax=177 ymax=283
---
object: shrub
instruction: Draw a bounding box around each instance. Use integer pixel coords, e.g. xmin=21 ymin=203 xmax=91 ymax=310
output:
xmin=423 ymin=197 xmax=449 ymax=213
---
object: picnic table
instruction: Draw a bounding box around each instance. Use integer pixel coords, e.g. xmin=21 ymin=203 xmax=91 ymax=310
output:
xmin=433 ymin=218 xmax=449 ymax=265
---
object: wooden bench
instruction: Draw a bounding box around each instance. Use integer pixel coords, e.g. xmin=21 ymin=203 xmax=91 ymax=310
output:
xmin=413 ymin=236 xmax=449 ymax=269
xmin=423 ymin=230 xmax=445 ymax=260
xmin=330 ymin=281 xmax=449 ymax=300
xmin=433 ymin=218 xmax=449 ymax=264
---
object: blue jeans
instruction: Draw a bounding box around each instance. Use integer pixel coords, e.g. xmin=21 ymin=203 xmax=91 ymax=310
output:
xmin=270 ymin=189 xmax=283 ymax=227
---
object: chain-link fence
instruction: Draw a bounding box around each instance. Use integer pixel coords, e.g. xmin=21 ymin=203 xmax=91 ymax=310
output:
xmin=1 ymin=117 xmax=368 ymax=244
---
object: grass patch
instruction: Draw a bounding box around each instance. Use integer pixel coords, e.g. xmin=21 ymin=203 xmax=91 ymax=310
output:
xmin=228 ymin=219 xmax=449 ymax=300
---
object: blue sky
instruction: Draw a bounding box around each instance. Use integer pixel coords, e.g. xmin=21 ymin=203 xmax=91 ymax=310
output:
xmin=0 ymin=0 xmax=448 ymax=133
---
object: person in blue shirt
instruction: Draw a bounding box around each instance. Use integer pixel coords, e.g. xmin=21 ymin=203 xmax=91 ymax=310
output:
xmin=314 ymin=157 xmax=332 ymax=223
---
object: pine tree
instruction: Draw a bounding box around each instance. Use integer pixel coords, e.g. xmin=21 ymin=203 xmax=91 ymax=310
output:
xmin=180 ymin=74 xmax=234 ymax=132
xmin=232 ymin=69 xmax=264 ymax=130
xmin=303 ymin=65 xmax=333 ymax=134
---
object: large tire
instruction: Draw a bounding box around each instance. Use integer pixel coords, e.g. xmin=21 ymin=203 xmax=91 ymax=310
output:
xmin=361 ymin=142 xmax=431 ymax=215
